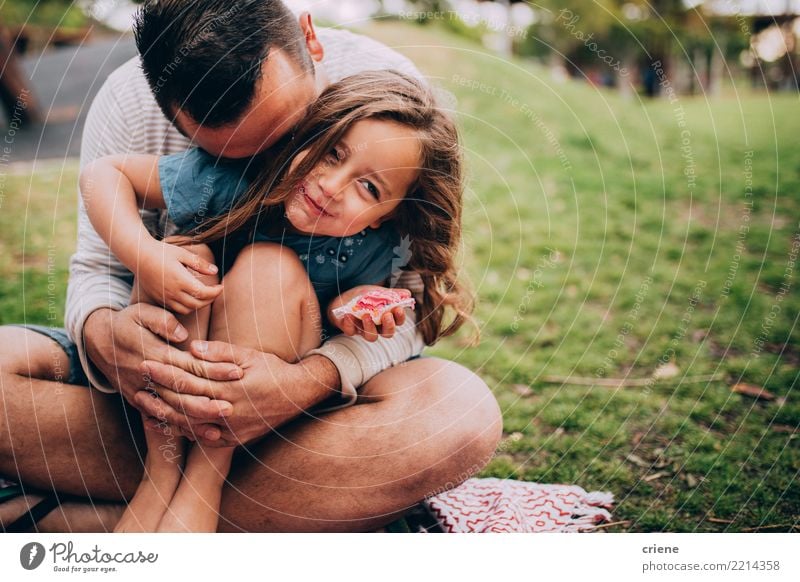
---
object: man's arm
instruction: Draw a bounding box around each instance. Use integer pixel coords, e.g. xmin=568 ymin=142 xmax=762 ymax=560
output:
xmin=66 ymin=77 xmax=150 ymax=391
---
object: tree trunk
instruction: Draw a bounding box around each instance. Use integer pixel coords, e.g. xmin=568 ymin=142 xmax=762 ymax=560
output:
xmin=0 ymin=26 xmax=41 ymax=126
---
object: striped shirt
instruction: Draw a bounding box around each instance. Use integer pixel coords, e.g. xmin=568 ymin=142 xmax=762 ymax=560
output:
xmin=67 ymin=27 xmax=426 ymax=408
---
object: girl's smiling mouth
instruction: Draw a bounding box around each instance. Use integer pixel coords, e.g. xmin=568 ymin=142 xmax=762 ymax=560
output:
xmin=300 ymin=182 xmax=332 ymax=217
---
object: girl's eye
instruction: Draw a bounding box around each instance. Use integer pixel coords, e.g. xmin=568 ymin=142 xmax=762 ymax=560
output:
xmin=327 ymin=146 xmax=344 ymax=163
xmin=360 ymin=180 xmax=380 ymax=199
xmin=325 ymin=147 xmax=339 ymax=163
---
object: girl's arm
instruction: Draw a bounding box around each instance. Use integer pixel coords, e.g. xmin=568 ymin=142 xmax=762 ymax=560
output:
xmin=79 ymin=154 xmax=221 ymax=314
xmin=79 ymin=154 xmax=166 ymax=271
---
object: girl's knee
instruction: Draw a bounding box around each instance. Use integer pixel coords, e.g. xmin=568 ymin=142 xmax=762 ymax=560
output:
xmin=226 ymin=243 xmax=309 ymax=289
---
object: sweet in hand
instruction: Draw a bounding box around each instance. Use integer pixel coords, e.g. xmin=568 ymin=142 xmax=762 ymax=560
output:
xmin=329 ymin=286 xmax=415 ymax=341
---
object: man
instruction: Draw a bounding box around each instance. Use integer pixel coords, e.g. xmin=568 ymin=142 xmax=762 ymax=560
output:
xmin=0 ymin=0 xmax=501 ymax=532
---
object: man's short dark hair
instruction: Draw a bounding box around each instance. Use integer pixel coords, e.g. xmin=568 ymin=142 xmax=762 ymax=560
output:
xmin=134 ymin=0 xmax=314 ymax=128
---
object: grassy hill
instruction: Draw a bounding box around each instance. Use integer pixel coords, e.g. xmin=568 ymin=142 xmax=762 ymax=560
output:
xmin=1 ymin=20 xmax=797 ymax=531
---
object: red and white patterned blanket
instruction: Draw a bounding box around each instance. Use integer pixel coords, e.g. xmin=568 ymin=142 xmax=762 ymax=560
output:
xmin=424 ymin=478 xmax=615 ymax=533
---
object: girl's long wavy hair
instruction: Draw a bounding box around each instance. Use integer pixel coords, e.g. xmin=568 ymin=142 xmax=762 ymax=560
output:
xmin=186 ymin=70 xmax=476 ymax=346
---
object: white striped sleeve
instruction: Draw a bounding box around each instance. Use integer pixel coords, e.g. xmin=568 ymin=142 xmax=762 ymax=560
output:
xmin=65 ymin=74 xmax=152 ymax=392
xmin=307 ymin=310 xmax=425 ymax=413
xmin=306 ymin=270 xmax=427 ymax=412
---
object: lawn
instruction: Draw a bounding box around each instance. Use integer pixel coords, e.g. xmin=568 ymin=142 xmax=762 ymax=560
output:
xmin=1 ymin=21 xmax=798 ymax=532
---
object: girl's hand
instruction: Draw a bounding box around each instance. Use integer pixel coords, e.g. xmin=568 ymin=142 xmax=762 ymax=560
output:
xmin=328 ymin=285 xmax=409 ymax=342
xmin=138 ymin=242 xmax=222 ymax=314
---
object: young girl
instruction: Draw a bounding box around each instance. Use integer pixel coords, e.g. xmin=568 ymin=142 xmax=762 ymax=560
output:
xmin=80 ymin=70 xmax=475 ymax=532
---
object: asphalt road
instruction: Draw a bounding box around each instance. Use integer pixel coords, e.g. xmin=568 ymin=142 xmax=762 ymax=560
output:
xmin=3 ymin=33 xmax=137 ymax=163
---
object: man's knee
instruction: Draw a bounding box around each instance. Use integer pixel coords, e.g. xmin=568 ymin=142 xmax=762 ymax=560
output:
xmin=435 ymin=362 xmax=503 ymax=473
xmin=374 ymin=357 xmax=502 ymax=492
xmin=0 ymin=326 xmax=69 ymax=380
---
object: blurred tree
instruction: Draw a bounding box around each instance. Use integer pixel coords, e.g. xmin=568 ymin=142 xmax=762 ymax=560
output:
xmin=0 ymin=0 xmax=88 ymax=124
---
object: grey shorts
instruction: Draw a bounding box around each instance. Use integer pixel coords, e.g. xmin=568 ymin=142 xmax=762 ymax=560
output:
xmin=10 ymin=325 xmax=91 ymax=387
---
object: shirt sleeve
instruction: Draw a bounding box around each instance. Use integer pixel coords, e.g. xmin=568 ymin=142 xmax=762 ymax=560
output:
xmin=158 ymin=148 xmax=250 ymax=232
xmin=306 ymin=309 xmax=425 ymax=413
xmin=66 ymin=75 xmax=147 ymax=392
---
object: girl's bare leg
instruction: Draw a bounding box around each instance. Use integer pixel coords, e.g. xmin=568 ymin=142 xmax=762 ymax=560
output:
xmin=209 ymin=242 xmax=322 ymax=358
xmin=115 ymin=243 xmax=218 ymax=532
xmin=113 ymin=422 xmax=186 ymax=532
xmin=156 ymin=243 xmax=322 ymax=532
xmin=155 ymin=446 xmax=234 ymax=532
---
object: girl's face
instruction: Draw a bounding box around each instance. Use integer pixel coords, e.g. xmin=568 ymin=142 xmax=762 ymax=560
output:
xmin=284 ymin=118 xmax=421 ymax=238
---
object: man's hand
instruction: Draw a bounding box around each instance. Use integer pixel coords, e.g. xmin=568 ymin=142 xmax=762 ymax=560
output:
xmin=84 ymin=305 xmax=240 ymax=425
xmin=328 ymin=285 xmax=409 ymax=342
xmin=138 ymin=241 xmax=222 ymax=315
xmin=134 ymin=340 xmax=341 ymax=447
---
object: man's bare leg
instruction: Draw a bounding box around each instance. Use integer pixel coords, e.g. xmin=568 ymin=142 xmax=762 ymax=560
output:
xmin=217 ymin=356 xmax=502 ymax=532
xmin=0 ymin=491 xmax=124 ymax=533
xmin=0 ymin=328 xmax=502 ymax=532
xmin=0 ymin=326 xmax=141 ymax=531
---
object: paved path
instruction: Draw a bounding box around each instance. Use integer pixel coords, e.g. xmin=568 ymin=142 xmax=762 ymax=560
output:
xmin=3 ymin=34 xmax=136 ymax=163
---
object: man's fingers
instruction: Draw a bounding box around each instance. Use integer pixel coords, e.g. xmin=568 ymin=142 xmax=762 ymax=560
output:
xmin=153 ymin=348 xmax=244 ymax=382
xmin=140 ymin=360 xmax=220 ymax=398
xmin=133 ymin=390 xmax=193 ymax=432
xmin=192 ymin=434 xmax=238 ymax=448
xmin=188 ymin=340 xmax=249 ymax=365
xmin=152 ymin=384 xmax=233 ymax=419
xmin=133 ymin=303 xmax=189 ymax=343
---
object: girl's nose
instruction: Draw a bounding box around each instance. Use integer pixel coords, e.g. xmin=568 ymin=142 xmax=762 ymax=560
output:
xmin=318 ymin=167 xmax=348 ymax=201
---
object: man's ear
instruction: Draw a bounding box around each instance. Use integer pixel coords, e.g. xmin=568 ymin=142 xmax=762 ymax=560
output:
xmin=298 ymin=12 xmax=324 ymax=63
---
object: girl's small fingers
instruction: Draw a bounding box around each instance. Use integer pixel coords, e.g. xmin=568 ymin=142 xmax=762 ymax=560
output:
xmin=181 ymin=251 xmax=219 ymax=276
xmin=360 ymin=315 xmax=379 ymax=342
xmin=166 ymin=298 xmax=192 ymax=315
xmin=392 ymin=307 xmax=407 ymax=327
xmin=188 ymin=283 xmax=223 ymax=302
xmin=380 ymin=312 xmax=396 ymax=338
xmin=177 ymin=291 xmax=212 ymax=311
xmin=341 ymin=315 xmax=356 ymax=336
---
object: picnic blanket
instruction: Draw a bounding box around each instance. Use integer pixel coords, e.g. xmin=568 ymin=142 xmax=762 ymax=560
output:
xmin=422 ymin=478 xmax=615 ymax=533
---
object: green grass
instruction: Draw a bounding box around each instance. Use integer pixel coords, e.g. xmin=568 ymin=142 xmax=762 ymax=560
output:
xmin=2 ymin=21 xmax=798 ymax=532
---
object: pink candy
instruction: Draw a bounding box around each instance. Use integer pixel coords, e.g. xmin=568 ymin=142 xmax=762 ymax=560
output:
xmin=332 ymin=288 xmax=416 ymax=325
